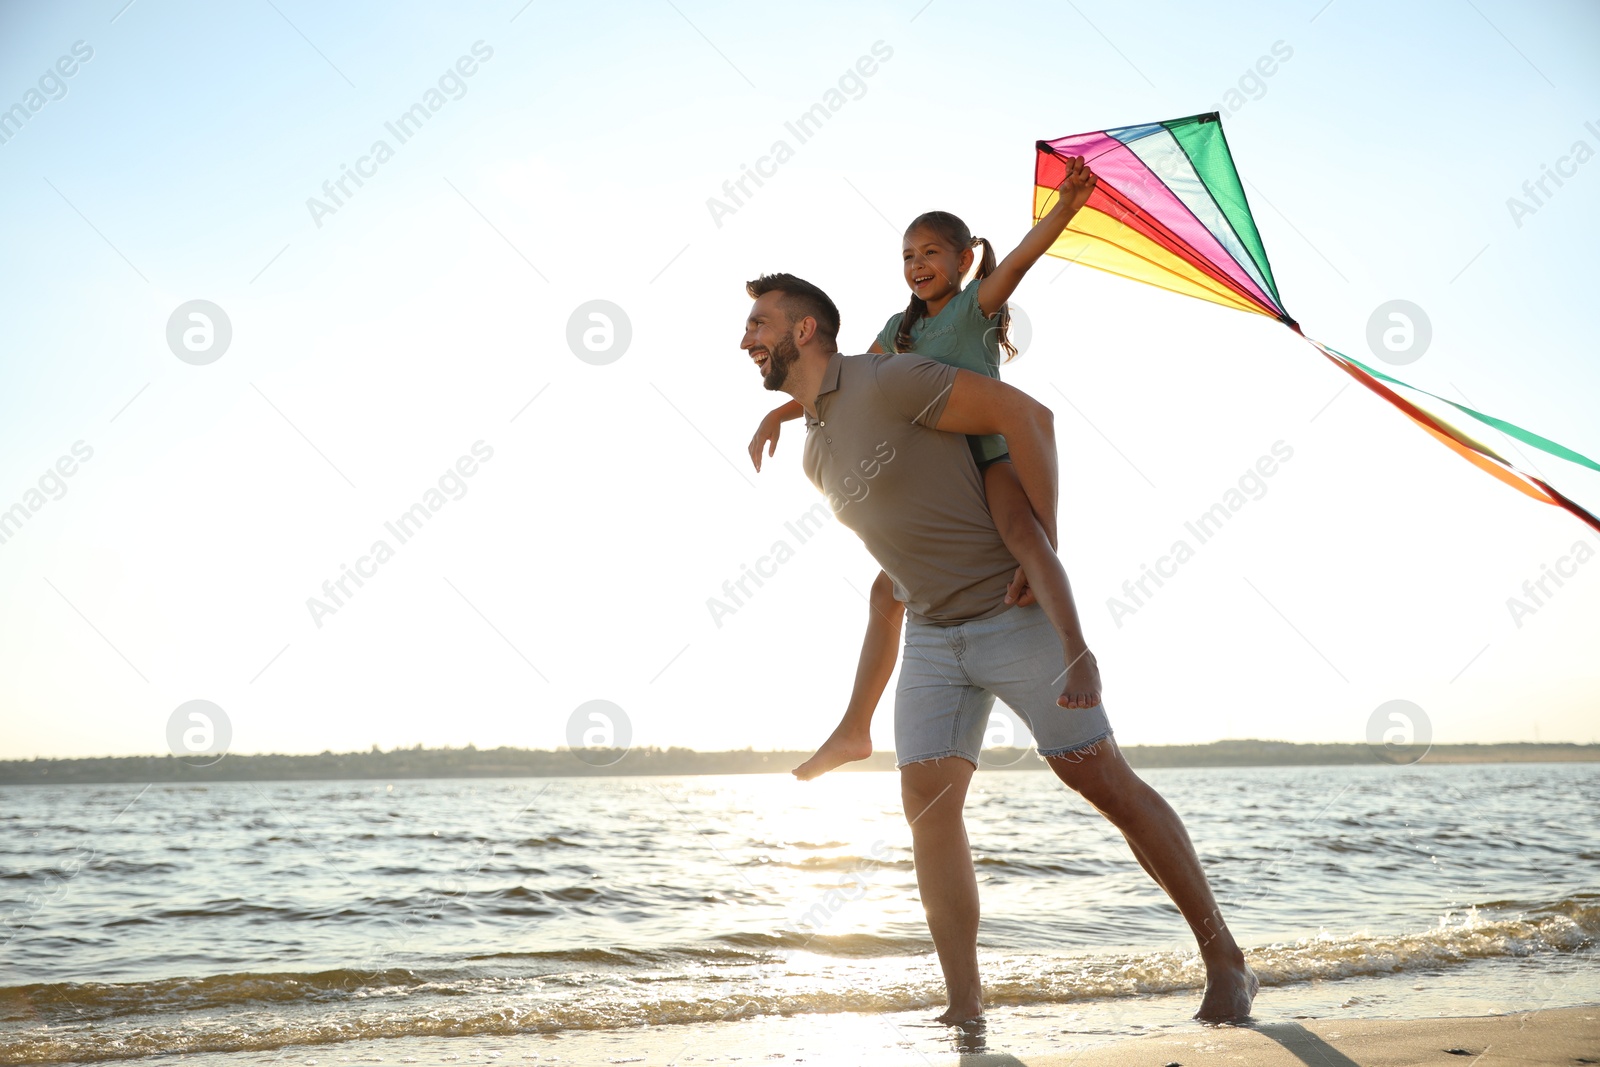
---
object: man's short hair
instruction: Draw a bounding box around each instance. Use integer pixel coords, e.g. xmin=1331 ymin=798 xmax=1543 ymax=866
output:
xmin=745 ymin=273 xmax=840 ymax=348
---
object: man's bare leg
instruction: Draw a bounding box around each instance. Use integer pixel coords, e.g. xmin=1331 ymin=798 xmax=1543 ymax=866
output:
xmin=1046 ymin=737 xmax=1258 ymax=1021
xmin=901 ymin=756 xmax=983 ymax=1023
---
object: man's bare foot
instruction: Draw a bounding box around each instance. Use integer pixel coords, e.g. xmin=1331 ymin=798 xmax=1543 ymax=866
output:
xmin=934 ymin=1002 xmax=985 ymax=1026
xmin=792 ymin=727 xmax=873 ymax=780
xmin=1057 ymin=648 xmax=1102 ymax=709
xmin=1194 ymin=958 xmax=1259 ymax=1022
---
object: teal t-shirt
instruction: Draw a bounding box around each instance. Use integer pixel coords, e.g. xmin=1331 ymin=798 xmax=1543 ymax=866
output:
xmin=875 ymin=282 xmax=1008 ymax=463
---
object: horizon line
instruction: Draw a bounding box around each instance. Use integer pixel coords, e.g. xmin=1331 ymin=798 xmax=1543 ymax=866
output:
xmin=6 ymin=737 xmax=1599 ymax=763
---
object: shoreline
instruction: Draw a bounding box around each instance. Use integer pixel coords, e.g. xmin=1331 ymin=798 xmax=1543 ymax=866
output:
xmin=59 ymin=1003 xmax=1594 ymax=1067
xmin=9 ymin=928 xmax=1597 ymax=1064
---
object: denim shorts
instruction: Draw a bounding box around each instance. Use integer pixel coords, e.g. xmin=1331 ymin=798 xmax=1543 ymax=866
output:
xmin=894 ymin=603 xmax=1113 ymax=767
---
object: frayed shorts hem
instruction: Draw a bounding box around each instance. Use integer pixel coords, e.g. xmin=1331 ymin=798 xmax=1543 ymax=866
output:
xmin=895 ymin=728 xmax=1115 ymax=770
xmin=895 ymin=748 xmax=979 ymax=770
xmin=1036 ymin=728 xmax=1114 ymax=760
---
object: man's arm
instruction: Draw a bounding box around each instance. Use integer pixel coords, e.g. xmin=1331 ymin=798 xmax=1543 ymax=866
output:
xmin=932 ymin=369 xmax=1059 ymax=547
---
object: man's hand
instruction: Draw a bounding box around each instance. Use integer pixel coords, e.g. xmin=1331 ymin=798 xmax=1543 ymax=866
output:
xmin=748 ymin=410 xmax=783 ymax=472
xmin=1004 ymin=565 xmax=1038 ymax=607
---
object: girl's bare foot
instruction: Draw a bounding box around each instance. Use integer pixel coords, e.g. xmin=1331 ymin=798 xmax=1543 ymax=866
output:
xmin=1057 ymin=648 xmax=1102 ymax=709
xmin=792 ymin=727 xmax=873 ymax=780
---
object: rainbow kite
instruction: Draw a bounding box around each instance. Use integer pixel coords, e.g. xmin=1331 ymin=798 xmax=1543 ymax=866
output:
xmin=1035 ymin=112 xmax=1600 ymax=534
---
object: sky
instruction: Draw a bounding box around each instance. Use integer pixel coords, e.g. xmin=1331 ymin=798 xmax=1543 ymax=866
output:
xmin=1 ymin=0 xmax=1597 ymax=761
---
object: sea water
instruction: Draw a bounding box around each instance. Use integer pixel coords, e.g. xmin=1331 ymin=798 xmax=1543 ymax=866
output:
xmin=2 ymin=762 xmax=1595 ymax=1064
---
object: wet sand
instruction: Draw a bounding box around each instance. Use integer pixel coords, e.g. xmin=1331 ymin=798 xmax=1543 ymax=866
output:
xmin=138 ymin=1004 xmax=1598 ymax=1066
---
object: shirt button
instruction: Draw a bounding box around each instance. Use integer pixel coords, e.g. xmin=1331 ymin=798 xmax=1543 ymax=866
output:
xmin=819 ymin=421 xmax=825 ymax=427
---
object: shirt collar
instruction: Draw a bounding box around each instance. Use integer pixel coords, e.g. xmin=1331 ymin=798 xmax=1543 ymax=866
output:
xmin=816 ymin=350 xmax=844 ymax=399
xmin=804 ymin=351 xmax=845 ymax=427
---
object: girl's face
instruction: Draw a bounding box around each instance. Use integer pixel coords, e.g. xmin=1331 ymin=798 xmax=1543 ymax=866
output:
xmin=902 ymin=227 xmax=972 ymax=302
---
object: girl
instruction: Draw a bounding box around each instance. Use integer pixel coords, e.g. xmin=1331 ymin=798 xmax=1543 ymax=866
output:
xmin=746 ymin=157 xmax=1101 ymax=779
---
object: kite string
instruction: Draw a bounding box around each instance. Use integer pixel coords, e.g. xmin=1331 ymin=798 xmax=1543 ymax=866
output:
xmin=1035 ymin=141 xmax=1125 ymax=217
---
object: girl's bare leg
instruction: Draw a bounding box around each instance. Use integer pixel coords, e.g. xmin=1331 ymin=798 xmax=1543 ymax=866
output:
xmin=982 ymin=459 xmax=1101 ymax=709
xmin=793 ymin=570 xmax=904 ymax=780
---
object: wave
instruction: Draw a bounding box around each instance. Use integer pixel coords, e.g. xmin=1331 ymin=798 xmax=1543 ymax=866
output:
xmin=515 ymin=834 xmax=588 ymax=848
xmin=0 ymin=968 xmax=427 ymax=1024
xmin=2 ymin=894 xmax=1595 ymax=1065
xmin=983 ymin=894 xmax=1600 ymax=1003
xmin=738 ymin=854 xmax=915 ymax=872
xmin=1 ymin=859 xmax=180 ymax=882
xmin=712 ymin=930 xmax=931 ymax=957
xmin=733 ymin=853 xmax=1109 ymax=876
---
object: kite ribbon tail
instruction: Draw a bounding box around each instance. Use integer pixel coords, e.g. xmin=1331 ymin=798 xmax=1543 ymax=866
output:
xmin=1534 ymin=477 xmax=1600 ymax=540
xmin=1302 ymin=335 xmax=1600 ymax=537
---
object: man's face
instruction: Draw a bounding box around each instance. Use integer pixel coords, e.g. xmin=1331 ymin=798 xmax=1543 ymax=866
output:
xmin=742 ymin=292 xmax=801 ymax=392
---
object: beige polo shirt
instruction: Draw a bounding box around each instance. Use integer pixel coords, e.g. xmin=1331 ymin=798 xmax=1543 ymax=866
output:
xmin=801 ymin=351 xmax=1018 ymax=625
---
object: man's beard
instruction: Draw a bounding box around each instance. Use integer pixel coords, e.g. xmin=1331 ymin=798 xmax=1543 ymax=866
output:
xmin=761 ymin=330 xmax=800 ymax=392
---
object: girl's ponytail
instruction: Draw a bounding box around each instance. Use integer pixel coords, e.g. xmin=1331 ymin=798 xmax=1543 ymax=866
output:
xmin=971 ymin=236 xmax=998 ymax=280
xmin=970 ymin=236 xmax=1017 ymax=362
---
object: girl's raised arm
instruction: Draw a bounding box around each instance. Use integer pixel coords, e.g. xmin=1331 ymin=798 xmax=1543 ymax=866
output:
xmin=976 ymin=156 xmax=1097 ymax=317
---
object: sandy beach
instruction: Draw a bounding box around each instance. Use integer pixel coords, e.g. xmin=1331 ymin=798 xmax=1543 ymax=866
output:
xmin=1023 ymin=1007 xmax=1600 ymax=1067
xmin=122 ymin=1004 xmax=1597 ymax=1067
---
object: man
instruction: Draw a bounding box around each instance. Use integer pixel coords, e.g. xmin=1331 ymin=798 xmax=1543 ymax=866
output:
xmin=740 ymin=272 xmax=1258 ymax=1024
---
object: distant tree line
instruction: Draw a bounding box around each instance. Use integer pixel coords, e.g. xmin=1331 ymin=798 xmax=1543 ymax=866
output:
xmin=0 ymin=739 xmax=1594 ymax=785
